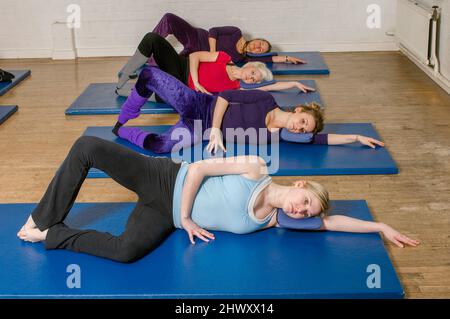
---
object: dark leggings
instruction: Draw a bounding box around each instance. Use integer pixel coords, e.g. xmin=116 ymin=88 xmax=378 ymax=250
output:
xmin=31 ymin=136 xmax=180 ymax=263
xmin=152 ymin=13 xmax=209 ymax=57
xmin=138 ymin=32 xmax=189 ymax=84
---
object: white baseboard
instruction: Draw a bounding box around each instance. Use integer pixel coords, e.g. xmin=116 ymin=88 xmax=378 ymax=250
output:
xmin=400 ymin=46 xmax=450 ymax=95
xmin=52 ymin=49 xmax=77 ymax=60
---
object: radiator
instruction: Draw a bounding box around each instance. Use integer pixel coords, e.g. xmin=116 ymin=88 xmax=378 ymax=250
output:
xmin=396 ymin=0 xmax=441 ymax=70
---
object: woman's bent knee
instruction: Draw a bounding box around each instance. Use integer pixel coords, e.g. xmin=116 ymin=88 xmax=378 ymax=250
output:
xmin=114 ymin=243 xmax=149 ymax=263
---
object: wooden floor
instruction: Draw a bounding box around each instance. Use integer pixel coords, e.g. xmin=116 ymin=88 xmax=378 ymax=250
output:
xmin=0 ymin=52 xmax=449 ymax=298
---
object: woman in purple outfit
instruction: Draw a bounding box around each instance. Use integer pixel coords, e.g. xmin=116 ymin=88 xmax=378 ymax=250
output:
xmin=113 ymin=67 xmax=385 ymax=154
xmin=116 ymin=13 xmax=305 ymax=94
xmin=153 ymin=13 xmax=303 ymax=64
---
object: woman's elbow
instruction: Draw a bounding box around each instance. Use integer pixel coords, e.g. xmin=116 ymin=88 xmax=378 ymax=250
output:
xmin=189 ymin=52 xmax=200 ymax=59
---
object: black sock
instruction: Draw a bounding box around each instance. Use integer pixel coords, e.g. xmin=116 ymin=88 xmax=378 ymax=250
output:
xmin=112 ymin=122 xmax=123 ymax=136
xmin=143 ymin=133 xmax=156 ymax=150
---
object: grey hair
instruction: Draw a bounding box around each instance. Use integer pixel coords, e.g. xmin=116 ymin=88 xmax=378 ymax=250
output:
xmin=242 ymin=61 xmax=274 ymax=82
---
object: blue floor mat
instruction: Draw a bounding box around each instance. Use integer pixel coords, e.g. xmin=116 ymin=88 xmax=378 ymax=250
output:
xmin=0 ymin=105 xmax=18 ymax=125
xmin=82 ymin=123 xmax=398 ymax=178
xmin=0 ymin=70 xmax=31 ymax=96
xmin=65 ymin=80 xmax=323 ymax=115
xmin=0 ymin=200 xmax=403 ymax=298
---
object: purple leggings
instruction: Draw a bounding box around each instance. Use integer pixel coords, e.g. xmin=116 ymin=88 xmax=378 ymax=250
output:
xmin=153 ymin=13 xmax=209 ymax=56
xmin=117 ymin=67 xmax=216 ymax=153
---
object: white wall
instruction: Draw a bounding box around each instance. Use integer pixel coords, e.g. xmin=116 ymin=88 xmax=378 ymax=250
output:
xmin=0 ymin=0 xmax=398 ymax=59
xmin=436 ymin=0 xmax=450 ymax=82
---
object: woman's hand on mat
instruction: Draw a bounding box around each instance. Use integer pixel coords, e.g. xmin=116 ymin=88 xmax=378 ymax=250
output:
xmin=380 ymin=224 xmax=420 ymax=248
xmin=193 ymin=82 xmax=212 ymax=95
xmin=206 ymin=128 xmax=226 ymax=154
xmin=287 ymin=56 xmax=306 ymax=64
xmin=356 ymin=135 xmax=385 ymax=148
xmin=296 ymin=82 xmax=315 ymax=93
xmin=181 ymin=217 xmax=215 ymax=244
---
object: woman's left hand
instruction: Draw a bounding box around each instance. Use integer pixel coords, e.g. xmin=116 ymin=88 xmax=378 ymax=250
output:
xmin=286 ymin=56 xmax=306 ymax=64
xmin=296 ymin=82 xmax=316 ymax=93
xmin=356 ymin=135 xmax=385 ymax=148
xmin=206 ymin=128 xmax=226 ymax=154
xmin=181 ymin=217 xmax=215 ymax=244
xmin=380 ymin=224 xmax=420 ymax=248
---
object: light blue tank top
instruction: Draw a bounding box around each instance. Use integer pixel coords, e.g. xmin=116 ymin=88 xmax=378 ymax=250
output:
xmin=172 ymin=162 xmax=275 ymax=234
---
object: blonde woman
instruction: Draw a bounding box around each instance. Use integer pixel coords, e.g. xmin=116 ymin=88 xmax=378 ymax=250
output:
xmin=116 ymin=32 xmax=312 ymax=97
xmin=18 ymin=137 xmax=419 ymax=263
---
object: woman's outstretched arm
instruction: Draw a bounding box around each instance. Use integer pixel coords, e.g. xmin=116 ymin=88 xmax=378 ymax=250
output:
xmin=255 ymin=81 xmax=315 ymax=93
xmin=321 ymin=215 xmax=420 ymax=248
xmin=327 ymin=134 xmax=385 ymax=148
xmin=180 ymin=156 xmax=267 ymax=244
xmin=271 ymin=55 xmax=306 ymax=64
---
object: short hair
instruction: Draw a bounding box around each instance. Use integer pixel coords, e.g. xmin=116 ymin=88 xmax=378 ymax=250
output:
xmin=242 ymin=61 xmax=274 ymax=82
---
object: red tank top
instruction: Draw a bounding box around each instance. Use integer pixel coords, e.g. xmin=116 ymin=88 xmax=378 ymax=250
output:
xmin=188 ymin=51 xmax=240 ymax=93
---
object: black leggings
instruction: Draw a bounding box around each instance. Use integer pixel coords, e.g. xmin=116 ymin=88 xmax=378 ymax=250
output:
xmin=138 ymin=32 xmax=189 ymax=84
xmin=31 ymin=136 xmax=181 ymax=263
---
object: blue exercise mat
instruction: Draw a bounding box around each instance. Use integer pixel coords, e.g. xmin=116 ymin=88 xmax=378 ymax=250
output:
xmin=266 ymin=51 xmax=329 ymax=75
xmin=65 ymin=83 xmax=173 ymax=115
xmin=0 ymin=105 xmax=18 ymax=125
xmin=0 ymin=70 xmax=31 ymax=96
xmin=65 ymin=81 xmax=323 ymax=115
xmin=82 ymin=123 xmax=398 ymax=178
xmin=0 ymin=200 xmax=403 ymax=299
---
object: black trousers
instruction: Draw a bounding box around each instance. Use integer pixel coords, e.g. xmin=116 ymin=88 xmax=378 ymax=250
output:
xmin=138 ymin=32 xmax=189 ymax=85
xmin=31 ymin=136 xmax=181 ymax=263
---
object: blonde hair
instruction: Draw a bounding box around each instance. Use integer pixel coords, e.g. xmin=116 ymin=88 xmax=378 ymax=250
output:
xmin=304 ymin=181 xmax=330 ymax=216
xmin=291 ymin=102 xmax=325 ymax=134
xmin=242 ymin=61 xmax=273 ymax=82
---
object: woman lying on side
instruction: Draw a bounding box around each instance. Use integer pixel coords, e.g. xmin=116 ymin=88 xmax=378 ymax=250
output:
xmin=18 ymin=137 xmax=418 ymax=263
xmin=116 ymin=33 xmax=311 ymax=97
xmin=114 ymin=66 xmax=384 ymax=153
xmin=152 ymin=13 xmax=303 ymax=64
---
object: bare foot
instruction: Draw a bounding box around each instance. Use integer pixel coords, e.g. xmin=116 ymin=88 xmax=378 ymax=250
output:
xmin=17 ymin=215 xmax=37 ymax=237
xmin=18 ymin=228 xmax=48 ymax=243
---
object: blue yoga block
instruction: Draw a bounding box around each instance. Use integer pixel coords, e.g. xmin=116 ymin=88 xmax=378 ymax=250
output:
xmin=0 ymin=200 xmax=403 ymax=298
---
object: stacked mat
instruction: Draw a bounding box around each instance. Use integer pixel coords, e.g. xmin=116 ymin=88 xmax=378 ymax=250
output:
xmin=0 ymin=105 xmax=18 ymax=125
xmin=0 ymin=70 xmax=30 ymax=125
xmin=0 ymin=70 xmax=30 ymax=96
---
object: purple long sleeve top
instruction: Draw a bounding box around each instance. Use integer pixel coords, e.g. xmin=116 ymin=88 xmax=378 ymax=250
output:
xmin=212 ymin=90 xmax=328 ymax=145
xmin=208 ymin=26 xmax=273 ymax=64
